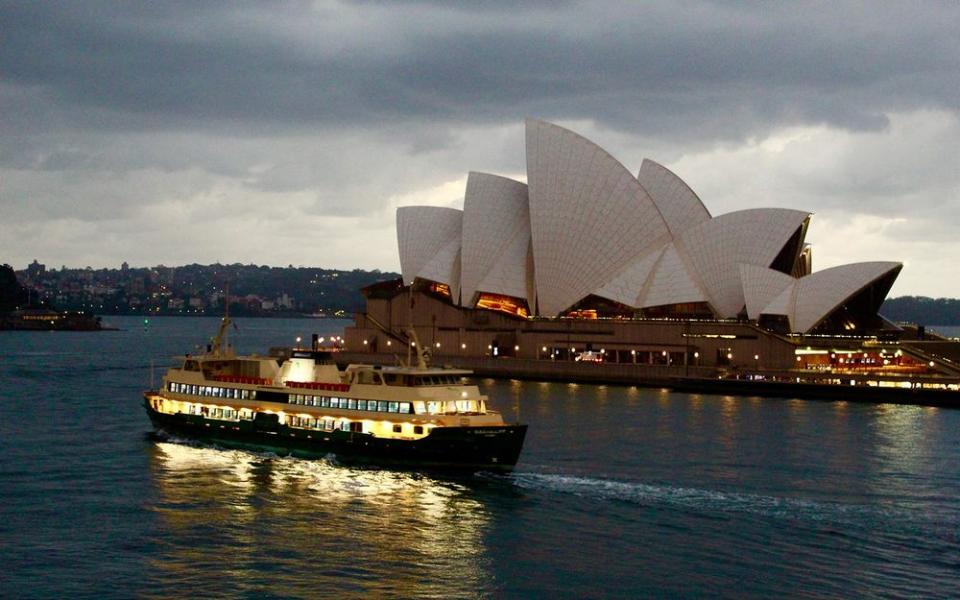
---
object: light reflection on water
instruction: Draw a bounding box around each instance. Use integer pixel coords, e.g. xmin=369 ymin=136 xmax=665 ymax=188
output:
xmin=146 ymin=441 xmax=492 ymax=599
xmin=3 ymin=318 xmax=960 ymax=598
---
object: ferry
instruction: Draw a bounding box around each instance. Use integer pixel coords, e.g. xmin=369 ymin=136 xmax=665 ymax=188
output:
xmin=143 ymin=317 xmax=527 ymax=470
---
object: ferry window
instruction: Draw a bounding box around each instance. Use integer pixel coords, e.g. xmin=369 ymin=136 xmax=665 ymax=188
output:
xmin=168 ymin=382 xmax=174 ymax=392
xmin=388 ymin=402 xmax=399 ymax=413
xmin=241 ymin=390 xmax=249 ymax=400
xmin=320 ymin=397 xmax=329 ymax=408
xmin=250 ymin=391 xmax=257 ymax=400
xmin=384 ymin=374 xmax=407 ymax=386
xmin=377 ymin=401 xmax=388 ymax=412
xmin=399 ymin=402 xmax=411 ymax=414
xmin=392 ymin=424 xmax=402 ymax=433
xmin=347 ymin=399 xmax=357 ymax=410
xmin=340 ymin=421 xmax=350 ymax=431
xmin=414 ymin=426 xmax=423 ymax=435
xmin=357 ymin=400 xmax=367 ymax=411
xmin=350 ymin=422 xmax=363 ymax=433
xmin=325 ymin=420 xmax=333 ymax=431
xmin=372 ymin=373 xmax=383 ymax=385
xmin=330 ymin=398 xmax=340 ymax=408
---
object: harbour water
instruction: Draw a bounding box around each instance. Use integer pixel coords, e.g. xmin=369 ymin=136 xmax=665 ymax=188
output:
xmin=2 ymin=316 xmax=959 ymax=598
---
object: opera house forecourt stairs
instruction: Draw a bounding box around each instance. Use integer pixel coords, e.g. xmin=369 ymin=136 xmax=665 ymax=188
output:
xmin=343 ymin=119 xmax=960 ymax=402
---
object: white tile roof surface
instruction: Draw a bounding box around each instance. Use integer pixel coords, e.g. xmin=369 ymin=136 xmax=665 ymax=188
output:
xmin=642 ymin=242 xmax=708 ymax=308
xmin=394 ymin=119 xmax=901 ymax=332
xmin=460 ymin=172 xmax=532 ymax=305
xmin=396 ymin=205 xmax=463 ymax=289
xmin=738 ymin=264 xmax=796 ymax=320
xmin=526 ymin=119 xmax=670 ymax=316
xmin=790 ymin=261 xmax=902 ymax=332
xmin=637 ymin=159 xmax=711 ymax=237
xmin=679 ymin=208 xmax=810 ymax=317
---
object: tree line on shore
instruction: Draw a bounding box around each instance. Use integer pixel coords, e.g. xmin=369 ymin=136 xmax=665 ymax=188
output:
xmin=880 ymin=296 xmax=960 ymax=326
xmin=3 ymin=263 xmax=959 ymax=324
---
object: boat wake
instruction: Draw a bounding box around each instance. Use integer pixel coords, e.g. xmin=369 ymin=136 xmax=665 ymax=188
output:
xmin=497 ymin=471 xmax=924 ymax=528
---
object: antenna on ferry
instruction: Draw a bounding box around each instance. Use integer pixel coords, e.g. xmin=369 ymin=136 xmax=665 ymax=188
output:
xmin=407 ymin=327 xmax=428 ymax=369
xmin=210 ymin=282 xmax=232 ymax=358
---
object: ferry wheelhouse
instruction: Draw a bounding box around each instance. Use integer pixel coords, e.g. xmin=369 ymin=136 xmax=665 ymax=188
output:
xmin=143 ymin=318 xmax=526 ymax=470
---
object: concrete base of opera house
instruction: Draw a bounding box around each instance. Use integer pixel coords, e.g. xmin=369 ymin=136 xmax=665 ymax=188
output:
xmin=340 ymin=289 xmax=960 ymax=405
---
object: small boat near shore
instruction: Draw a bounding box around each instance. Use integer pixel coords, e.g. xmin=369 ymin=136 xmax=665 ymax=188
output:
xmin=143 ymin=317 xmax=527 ymax=470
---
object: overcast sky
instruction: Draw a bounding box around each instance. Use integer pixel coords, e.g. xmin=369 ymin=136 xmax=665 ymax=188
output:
xmin=2 ymin=1 xmax=958 ymax=296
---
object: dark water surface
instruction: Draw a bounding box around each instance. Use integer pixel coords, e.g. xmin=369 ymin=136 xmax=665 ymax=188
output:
xmin=2 ymin=316 xmax=959 ymax=598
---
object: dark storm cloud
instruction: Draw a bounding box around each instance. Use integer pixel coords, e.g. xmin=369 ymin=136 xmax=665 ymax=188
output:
xmin=1 ymin=1 xmax=958 ymax=294
xmin=1 ymin=1 xmax=957 ymax=141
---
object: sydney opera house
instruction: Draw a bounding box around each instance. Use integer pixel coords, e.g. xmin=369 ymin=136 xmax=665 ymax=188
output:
xmin=345 ymin=120 xmax=959 ymax=385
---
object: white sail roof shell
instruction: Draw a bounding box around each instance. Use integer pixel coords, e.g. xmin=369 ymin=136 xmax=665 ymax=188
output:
xmin=460 ymin=172 xmax=532 ymax=305
xmin=790 ymin=262 xmax=902 ymax=332
xmin=739 ymin=264 xmax=796 ymax=320
xmin=637 ymin=159 xmax=711 ymax=237
xmin=679 ymin=208 xmax=810 ymax=318
xmin=641 ymin=242 xmax=708 ymax=308
xmin=594 ymin=245 xmax=666 ymax=307
xmin=396 ymin=206 xmax=463 ymax=296
xmin=525 ymin=118 xmax=671 ymax=316
xmin=394 ymin=119 xmax=902 ymax=330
